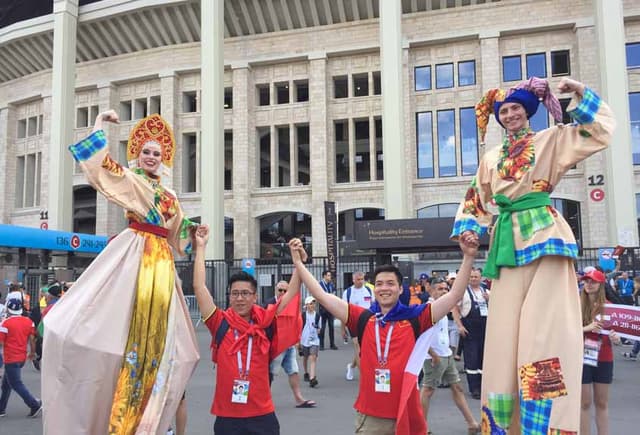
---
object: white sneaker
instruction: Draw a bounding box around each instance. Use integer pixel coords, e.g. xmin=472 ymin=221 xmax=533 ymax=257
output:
xmin=346 ymin=363 xmax=354 ymax=381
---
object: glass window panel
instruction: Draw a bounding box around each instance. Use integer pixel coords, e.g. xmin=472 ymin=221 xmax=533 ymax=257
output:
xmin=353 ymin=73 xmax=369 ymax=97
xmin=551 ymin=50 xmax=570 ymax=76
xmin=277 ymin=126 xmax=290 ymax=186
xmin=530 ymin=105 xmax=549 ymax=132
xmin=224 ymin=131 xmax=233 ymax=190
xmin=334 ymin=76 xmax=348 ymax=98
xmin=38 ymin=114 xmax=43 ymax=134
xmin=626 ymin=43 xmax=640 ymax=68
xmin=17 ymin=119 xmax=26 ymax=138
xmin=417 ymin=206 xmax=438 ymax=219
xmin=258 ymin=127 xmax=271 ymax=187
xmin=25 ymin=153 xmax=36 ymax=207
xmin=460 ymin=107 xmax=478 ymax=176
xmin=559 ymin=98 xmax=572 ymax=125
xmin=437 ymin=110 xmax=456 ymax=177
xmin=502 ymin=55 xmax=522 ymax=82
xmin=182 ymin=92 xmax=197 ymax=112
xmin=224 ymin=87 xmax=233 ymax=109
xmin=134 ymin=98 xmax=147 ymax=119
xmin=438 ymin=203 xmax=458 ymax=217
xmin=526 ymin=53 xmax=547 ymax=78
xmin=630 ymin=93 xmax=640 ymax=165
xmin=275 ymin=82 xmax=290 ymax=104
xmin=77 ymin=107 xmax=88 ymax=128
xmin=295 ymin=80 xmax=309 ymax=102
xmin=435 ymin=63 xmax=454 ymax=89
xmin=120 ymin=101 xmax=132 ymax=120
xmin=150 ymin=96 xmax=161 ymax=114
xmin=35 ymin=152 xmax=41 ymax=205
xmin=458 ymin=61 xmax=476 ymax=86
xmin=335 ymin=120 xmax=350 ymax=182
xmin=416 ymin=112 xmax=434 ymax=178
xmin=375 ymin=118 xmax=383 ymax=180
xmin=373 ymin=71 xmax=381 ymax=95
xmin=15 ymin=156 xmax=24 ymax=207
xmin=297 ymin=125 xmax=310 ymax=185
xmin=257 ymin=85 xmax=270 ymax=106
xmin=354 ymin=119 xmax=370 ymax=182
xmin=415 ymin=66 xmax=432 ymax=91
xmin=182 ymin=133 xmax=197 ymax=192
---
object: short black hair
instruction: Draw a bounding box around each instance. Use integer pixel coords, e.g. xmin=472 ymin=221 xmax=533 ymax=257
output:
xmin=228 ymin=272 xmax=257 ymax=291
xmin=322 ymin=269 xmax=331 ymax=277
xmin=373 ymin=264 xmax=403 ymax=286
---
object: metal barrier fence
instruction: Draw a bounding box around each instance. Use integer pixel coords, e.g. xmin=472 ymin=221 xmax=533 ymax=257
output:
xmin=576 ymin=247 xmax=640 ymax=274
xmin=183 ymin=295 xmax=201 ymax=327
xmin=175 ymin=256 xmax=376 ymax=310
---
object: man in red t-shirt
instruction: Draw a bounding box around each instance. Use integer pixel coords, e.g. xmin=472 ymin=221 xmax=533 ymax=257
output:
xmin=191 ymin=225 xmax=303 ymax=434
xmin=0 ymin=299 xmax=42 ymax=418
xmin=289 ymin=235 xmax=478 ymax=435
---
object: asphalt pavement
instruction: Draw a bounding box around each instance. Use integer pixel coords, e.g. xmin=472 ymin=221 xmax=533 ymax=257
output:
xmin=3 ymin=326 xmax=638 ymax=434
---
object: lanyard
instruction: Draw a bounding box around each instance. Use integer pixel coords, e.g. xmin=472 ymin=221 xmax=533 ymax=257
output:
xmin=234 ymin=330 xmax=253 ymax=379
xmin=374 ymin=319 xmax=394 ymax=367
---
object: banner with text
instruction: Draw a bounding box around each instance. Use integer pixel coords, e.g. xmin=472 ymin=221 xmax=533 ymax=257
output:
xmin=324 ymin=201 xmax=338 ymax=279
xmin=599 ymin=304 xmax=640 ymax=341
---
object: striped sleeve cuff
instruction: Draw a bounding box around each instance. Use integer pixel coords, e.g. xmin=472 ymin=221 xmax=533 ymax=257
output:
xmin=69 ymin=130 xmax=107 ymax=162
xmin=568 ymin=88 xmax=601 ymax=125
xmin=450 ymin=218 xmax=487 ymax=238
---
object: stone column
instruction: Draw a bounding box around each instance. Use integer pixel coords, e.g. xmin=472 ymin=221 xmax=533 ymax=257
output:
xmin=48 ymin=0 xmax=78 ymax=232
xmin=309 ymin=53 xmax=329 ymax=256
xmin=231 ymin=63 xmax=253 ymax=258
xmin=200 ymin=0 xmax=225 ymax=259
xmin=369 ymin=114 xmax=376 ymax=181
xmin=0 ymin=106 xmax=9 ymax=223
xmin=159 ymin=71 xmax=178 ymax=191
xmin=270 ymin=125 xmax=277 ymax=187
xmin=379 ymin=0 xmax=408 ymax=218
xmin=593 ymin=0 xmax=638 ymax=246
xmin=290 ymin=122 xmax=297 ymax=186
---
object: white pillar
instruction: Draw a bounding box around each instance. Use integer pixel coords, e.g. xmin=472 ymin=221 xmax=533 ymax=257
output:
xmin=48 ymin=0 xmax=78 ymax=232
xmin=201 ymin=0 xmax=225 ymax=259
xmin=0 ymin=106 xmax=9 ymax=223
xmin=593 ymin=0 xmax=639 ymax=246
xmin=379 ymin=0 xmax=408 ymax=218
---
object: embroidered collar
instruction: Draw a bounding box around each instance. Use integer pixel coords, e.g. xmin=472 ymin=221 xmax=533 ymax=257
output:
xmin=497 ymin=127 xmax=536 ymax=181
xmin=134 ymin=167 xmax=161 ymax=187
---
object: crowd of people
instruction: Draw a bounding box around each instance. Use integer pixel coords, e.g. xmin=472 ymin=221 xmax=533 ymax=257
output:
xmin=0 ymin=73 xmax=632 ymax=434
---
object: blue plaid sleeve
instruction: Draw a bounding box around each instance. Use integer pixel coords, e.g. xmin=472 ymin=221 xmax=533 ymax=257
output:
xmin=69 ymin=130 xmax=107 ymax=162
xmin=450 ymin=218 xmax=487 ymax=238
xmin=567 ymin=88 xmax=601 ymax=125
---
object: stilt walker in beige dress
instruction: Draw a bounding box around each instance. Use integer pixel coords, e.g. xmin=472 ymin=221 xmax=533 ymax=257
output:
xmin=450 ymin=77 xmax=616 ymax=434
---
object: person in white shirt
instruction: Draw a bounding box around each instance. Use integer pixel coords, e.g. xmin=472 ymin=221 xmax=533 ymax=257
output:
xmin=341 ymin=271 xmax=373 ymax=381
xmin=420 ymin=279 xmax=480 ymax=434
xmin=300 ymin=296 xmax=321 ymax=387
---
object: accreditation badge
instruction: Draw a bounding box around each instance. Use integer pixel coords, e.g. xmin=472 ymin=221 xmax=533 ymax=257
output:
xmin=374 ymin=368 xmax=391 ymax=393
xmin=583 ymin=338 xmax=601 ymax=367
xmin=231 ymin=379 xmax=250 ymax=404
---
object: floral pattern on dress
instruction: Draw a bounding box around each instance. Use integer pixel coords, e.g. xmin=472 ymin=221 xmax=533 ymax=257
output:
xmin=102 ymin=154 xmax=125 ymax=177
xmin=497 ymin=127 xmax=536 ymax=181
xmin=462 ymin=177 xmax=488 ymax=217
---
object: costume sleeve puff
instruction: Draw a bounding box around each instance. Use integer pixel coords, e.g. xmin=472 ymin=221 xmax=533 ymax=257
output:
xmin=450 ymin=156 xmax=494 ymax=239
xmin=543 ymin=88 xmax=616 ymax=179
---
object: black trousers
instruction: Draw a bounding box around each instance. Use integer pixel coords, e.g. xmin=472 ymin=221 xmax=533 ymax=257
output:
xmin=319 ymin=308 xmax=335 ymax=348
xmin=214 ymin=412 xmax=279 ymax=435
xmin=462 ymin=315 xmax=486 ymax=395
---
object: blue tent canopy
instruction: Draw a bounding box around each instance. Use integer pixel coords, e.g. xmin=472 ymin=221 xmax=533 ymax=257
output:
xmin=0 ymin=224 xmax=107 ymax=254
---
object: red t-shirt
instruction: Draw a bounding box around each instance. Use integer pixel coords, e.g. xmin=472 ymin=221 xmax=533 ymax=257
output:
xmin=0 ymin=315 xmax=35 ymax=364
xmin=205 ymin=308 xmax=275 ymax=418
xmin=346 ymin=304 xmax=434 ymax=419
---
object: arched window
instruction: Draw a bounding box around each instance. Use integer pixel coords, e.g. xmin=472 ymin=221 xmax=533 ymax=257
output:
xmin=417 ymin=203 xmax=458 ymax=219
xmin=338 ymin=208 xmax=385 ymax=241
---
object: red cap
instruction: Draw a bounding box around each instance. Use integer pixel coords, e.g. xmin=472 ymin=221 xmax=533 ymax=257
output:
xmin=581 ymin=270 xmax=605 ymax=283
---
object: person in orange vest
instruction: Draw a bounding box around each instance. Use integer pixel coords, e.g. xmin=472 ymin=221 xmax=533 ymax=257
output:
xmin=409 ymin=279 xmax=429 ymax=306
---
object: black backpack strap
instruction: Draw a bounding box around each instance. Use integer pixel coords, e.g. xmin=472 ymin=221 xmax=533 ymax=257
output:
xmin=215 ymin=318 xmax=230 ymax=347
xmin=356 ymin=310 xmax=375 ymax=345
xmin=409 ymin=317 xmax=421 ymax=342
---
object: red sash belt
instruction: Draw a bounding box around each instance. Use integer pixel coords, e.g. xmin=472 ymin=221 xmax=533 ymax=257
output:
xmin=128 ymin=221 xmax=168 ymax=238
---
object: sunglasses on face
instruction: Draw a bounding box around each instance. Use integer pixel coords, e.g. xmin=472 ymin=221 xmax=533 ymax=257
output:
xmin=277 ymin=288 xmax=287 ymax=293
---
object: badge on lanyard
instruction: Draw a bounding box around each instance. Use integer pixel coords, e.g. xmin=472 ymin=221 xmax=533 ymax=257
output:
xmin=478 ymin=299 xmax=488 ymax=317
xmin=375 ymin=368 xmax=391 ymax=393
xmin=583 ymin=337 xmax=601 ymax=367
xmin=232 ymin=330 xmax=253 ymax=404
xmin=232 ymin=379 xmax=250 ymax=403
xmin=374 ymin=319 xmax=394 ymax=393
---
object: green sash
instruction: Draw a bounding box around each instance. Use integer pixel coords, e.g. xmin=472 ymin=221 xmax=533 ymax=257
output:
xmin=484 ymin=192 xmax=551 ymax=279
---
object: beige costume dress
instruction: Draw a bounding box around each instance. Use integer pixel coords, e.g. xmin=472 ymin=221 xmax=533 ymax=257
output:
xmin=451 ymin=88 xmax=615 ymax=434
xmin=42 ymin=129 xmax=200 ymax=434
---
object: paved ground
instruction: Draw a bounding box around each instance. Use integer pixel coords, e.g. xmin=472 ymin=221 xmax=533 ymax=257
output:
xmin=3 ymin=326 xmax=639 ymax=434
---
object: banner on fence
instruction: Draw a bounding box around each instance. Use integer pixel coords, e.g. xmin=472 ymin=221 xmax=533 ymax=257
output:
xmin=324 ymin=201 xmax=338 ymax=278
xmin=598 ymin=304 xmax=640 ymax=341
xmin=242 ymin=258 xmax=256 ymax=277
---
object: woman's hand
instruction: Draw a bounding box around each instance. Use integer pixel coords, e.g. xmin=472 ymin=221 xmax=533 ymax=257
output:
xmin=557 ymin=78 xmax=585 ymax=96
xmin=459 ymin=230 xmax=479 ymax=257
xmin=584 ymin=320 xmax=603 ymax=333
xmin=609 ymin=330 xmax=622 ymax=345
xmin=92 ymin=109 xmax=120 ymax=133
xmin=192 ymin=224 xmax=209 ymax=249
